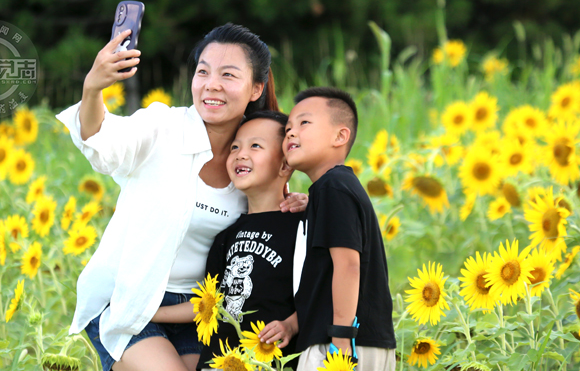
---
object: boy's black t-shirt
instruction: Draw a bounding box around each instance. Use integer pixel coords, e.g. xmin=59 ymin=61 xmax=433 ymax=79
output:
xmin=198 ymin=211 xmax=303 ymax=368
xmin=294 ymin=165 xmax=396 ymax=352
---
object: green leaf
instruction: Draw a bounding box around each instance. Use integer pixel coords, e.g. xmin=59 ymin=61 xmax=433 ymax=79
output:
xmin=506 ymin=352 xmax=528 ymax=371
xmin=542 ymin=351 xmax=565 ymax=362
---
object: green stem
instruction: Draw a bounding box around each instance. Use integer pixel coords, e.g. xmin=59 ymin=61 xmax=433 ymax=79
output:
xmin=525 ymin=284 xmax=536 ymax=350
xmin=37 ymin=271 xmax=46 ymax=307
xmin=497 ymin=302 xmax=507 ymax=356
xmin=49 ymin=266 xmax=68 ymax=315
xmin=505 ymin=214 xmax=515 ymax=241
xmin=546 ymin=288 xmax=566 ymax=371
xmin=72 ymin=335 xmax=99 ymax=371
xmin=249 ymin=359 xmax=274 ymax=371
xmin=452 ymin=302 xmax=476 ymax=362
xmin=219 ymin=307 xmax=244 ymax=341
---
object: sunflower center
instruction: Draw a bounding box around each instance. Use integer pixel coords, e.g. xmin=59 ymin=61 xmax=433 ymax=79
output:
xmin=11 ymin=228 xmax=19 ymax=239
xmin=0 ymin=148 xmax=5 ymax=162
xmin=529 ymin=268 xmax=546 ymax=285
xmin=561 ymin=96 xmax=571 ymax=108
xmin=40 ymin=210 xmax=49 ymax=223
xmin=223 ymin=355 xmax=247 ymax=371
xmin=16 ymin=159 xmax=26 ymax=172
xmin=453 ymin=114 xmax=464 ymax=125
xmin=23 ymin=118 xmax=31 ymax=132
xmin=76 ymin=236 xmax=87 ymax=247
xmin=421 ymin=282 xmax=441 ymax=307
xmin=476 ymin=273 xmax=491 ymax=294
xmin=509 ymin=153 xmax=523 ymax=165
xmin=386 ymin=222 xmax=396 ymax=235
xmin=500 ymin=261 xmax=521 ymax=285
xmin=415 ymin=342 xmax=431 ymax=355
xmin=525 ymin=118 xmax=537 ymax=128
xmin=558 ymin=198 xmax=572 ymax=214
xmin=199 ymin=294 xmax=216 ymax=323
xmin=30 ymin=256 xmax=39 ymax=268
xmin=367 ymin=177 xmax=388 ymax=197
xmin=542 ymin=208 xmax=561 ymax=239
xmin=472 ymin=162 xmax=491 ymax=180
xmin=258 ymin=341 xmax=276 ymax=355
xmin=502 ymin=183 xmax=521 ymax=207
xmin=497 ymin=205 xmax=506 ymax=213
xmin=412 ymin=176 xmax=443 ymax=198
xmin=553 ymin=142 xmax=572 ymax=167
xmin=83 ymin=180 xmax=101 ymax=194
xmin=475 ymin=107 xmax=488 ymax=122
xmin=576 ymin=300 xmax=580 ymax=320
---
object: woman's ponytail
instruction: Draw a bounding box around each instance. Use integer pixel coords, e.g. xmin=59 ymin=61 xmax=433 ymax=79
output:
xmin=264 ymin=68 xmax=279 ymax=112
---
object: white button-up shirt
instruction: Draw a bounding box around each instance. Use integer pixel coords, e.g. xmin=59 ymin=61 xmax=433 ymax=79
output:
xmin=56 ymin=102 xmax=246 ymax=361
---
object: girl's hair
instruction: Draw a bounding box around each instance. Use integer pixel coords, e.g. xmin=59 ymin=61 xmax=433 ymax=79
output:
xmin=189 ymin=23 xmax=278 ymax=115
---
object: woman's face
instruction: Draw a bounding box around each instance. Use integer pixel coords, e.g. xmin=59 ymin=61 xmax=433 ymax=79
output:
xmin=192 ymin=43 xmax=264 ymax=127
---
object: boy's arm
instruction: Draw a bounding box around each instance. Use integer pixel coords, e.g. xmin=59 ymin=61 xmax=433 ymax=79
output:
xmin=329 ymin=247 xmax=360 ymax=355
xmin=258 ymin=312 xmax=298 ymax=349
xmin=150 ymin=302 xmax=197 ymax=323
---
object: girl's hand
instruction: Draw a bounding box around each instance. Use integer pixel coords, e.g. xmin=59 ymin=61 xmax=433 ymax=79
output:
xmin=259 ymin=312 xmax=298 ymax=349
xmin=84 ymin=29 xmax=141 ymax=93
xmin=281 ymin=192 xmax=308 ymax=213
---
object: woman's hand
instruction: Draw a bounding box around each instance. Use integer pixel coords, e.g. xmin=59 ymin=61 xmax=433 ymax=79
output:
xmin=281 ymin=183 xmax=308 ymax=213
xmin=84 ymin=29 xmax=141 ymax=93
xmin=258 ymin=312 xmax=298 ymax=349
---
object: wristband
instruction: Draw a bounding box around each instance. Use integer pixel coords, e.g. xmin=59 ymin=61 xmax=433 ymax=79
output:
xmin=327 ymin=324 xmax=359 ymax=339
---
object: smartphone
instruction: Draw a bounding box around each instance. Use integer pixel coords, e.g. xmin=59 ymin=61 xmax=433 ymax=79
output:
xmin=110 ymin=1 xmax=145 ymax=72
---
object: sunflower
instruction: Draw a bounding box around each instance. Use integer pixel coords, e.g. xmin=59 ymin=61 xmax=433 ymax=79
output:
xmin=102 ymin=82 xmax=125 ymax=112
xmin=482 ymin=55 xmax=508 ymax=82
xmin=345 ymin=159 xmax=363 ymax=177
xmin=459 ymin=252 xmax=498 ymax=313
xmin=63 ymin=225 xmax=97 ymax=256
xmin=0 ymin=222 xmax=6 ymax=266
xmin=240 ymin=320 xmax=283 ymax=363
xmin=317 ymin=349 xmax=357 ymax=371
xmin=142 ymin=88 xmax=172 ymax=108
xmin=8 ymin=148 xmax=34 ymax=185
xmin=13 ymin=107 xmax=39 ymax=145
xmin=555 ymin=245 xmax=580 ymax=279
xmin=441 ymin=101 xmax=472 ymax=136
xmin=542 ymin=120 xmax=580 ymax=185
xmin=31 ymin=196 xmax=57 ymax=237
xmin=408 ymin=337 xmax=441 ymax=368
xmin=0 ymin=121 xmax=15 ymax=137
xmin=380 ymin=215 xmax=401 ymax=241
xmin=526 ymin=186 xmax=548 ymax=206
xmin=501 ymin=183 xmax=521 ymax=207
xmin=525 ymin=248 xmax=554 ymax=297
xmin=191 ymin=273 xmax=224 ymax=345
xmin=5 ymin=280 xmax=24 ymax=322
xmin=460 ymin=192 xmax=477 ymax=221
xmin=515 ymin=105 xmax=548 ymax=138
xmin=21 ymin=241 xmax=42 ymax=278
xmin=459 ymin=146 xmax=502 ymax=196
xmin=498 ymin=138 xmax=533 ymax=176
xmin=210 ymin=339 xmax=253 ymax=371
xmin=26 ymin=176 xmax=47 ymax=204
xmin=460 ymin=362 xmax=492 ymax=371
xmin=432 ymin=48 xmax=444 ymax=64
xmin=9 ymin=242 xmax=21 ymax=253
xmin=5 ymin=214 xmax=29 ymax=241
xmin=487 ymin=197 xmax=511 ymax=221
xmin=78 ymin=175 xmax=105 ymax=201
xmin=548 ymin=82 xmax=580 ymax=120
xmin=61 ymin=196 xmax=77 ymax=230
xmin=405 ymin=261 xmax=450 ymax=325
xmin=366 ymin=177 xmax=393 ymax=198
xmin=473 ymin=130 xmax=502 ymax=155
xmin=71 ymin=201 xmax=102 ymax=230
xmin=470 ymin=92 xmax=498 ymax=132
xmin=444 ymin=40 xmax=467 ymax=67
xmin=524 ymin=187 xmax=569 ymax=261
xmin=403 ymin=174 xmax=449 ymax=214
xmin=485 ymin=239 xmax=533 ymax=305
xmin=0 ymin=135 xmax=15 ymax=180
xmin=367 ymin=151 xmax=390 ymax=176
xmin=570 ymin=289 xmax=580 ymax=320
xmin=429 ymin=134 xmax=464 ymax=167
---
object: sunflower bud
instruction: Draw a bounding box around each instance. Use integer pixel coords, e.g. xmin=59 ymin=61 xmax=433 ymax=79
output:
xmin=41 ymin=353 xmax=81 ymax=371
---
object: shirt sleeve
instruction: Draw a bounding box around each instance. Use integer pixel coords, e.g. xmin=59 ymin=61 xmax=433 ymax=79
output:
xmin=311 ymin=186 xmax=363 ymax=252
xmin=55 ymin=101 xmax=170 ymax=178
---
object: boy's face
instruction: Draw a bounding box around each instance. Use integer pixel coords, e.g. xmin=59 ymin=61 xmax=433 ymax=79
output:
xmin=227 ymin=118 xmax=285 ymax=193
xmin=283 ymin=97 xmax=336 ymax=173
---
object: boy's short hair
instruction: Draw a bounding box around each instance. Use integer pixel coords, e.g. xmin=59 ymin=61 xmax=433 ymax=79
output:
xmin=294 ymin=87 xmax=358 ymax=154
xmin=241 ymin=110 xmax=289 ymax=139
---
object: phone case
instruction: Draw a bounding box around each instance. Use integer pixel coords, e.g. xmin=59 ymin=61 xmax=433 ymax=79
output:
xmin=111 ymin=1 xmax=145 ymax=71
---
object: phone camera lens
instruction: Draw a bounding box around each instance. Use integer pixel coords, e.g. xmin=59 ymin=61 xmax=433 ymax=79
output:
xmin=120 ymin=5 xmax=125 ymax=11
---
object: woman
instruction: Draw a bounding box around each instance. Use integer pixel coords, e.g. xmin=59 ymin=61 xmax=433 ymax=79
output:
xmin=56 ymin=24 xmax=305 ymax=371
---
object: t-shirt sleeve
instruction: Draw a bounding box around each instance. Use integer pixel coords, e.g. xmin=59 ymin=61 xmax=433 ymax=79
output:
xmin=311 ymin=186 xmax=363 ymax=252
xmin=205 ymin=229 xmax=227 ymax=280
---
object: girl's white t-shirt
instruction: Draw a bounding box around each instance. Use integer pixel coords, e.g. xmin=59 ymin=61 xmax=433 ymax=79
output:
xmin=166 ymin=177 xmax=247 ymax=293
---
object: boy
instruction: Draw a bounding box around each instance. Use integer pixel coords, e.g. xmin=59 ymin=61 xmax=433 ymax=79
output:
xmin=284 ymin=87 xmax=396 ymax=370
xmin=152 ymin=111 xmax=301 ymax=370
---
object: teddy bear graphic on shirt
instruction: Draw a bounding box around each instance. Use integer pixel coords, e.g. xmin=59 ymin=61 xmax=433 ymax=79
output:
xmin=222 ymin=255 xmax=254 ymax=322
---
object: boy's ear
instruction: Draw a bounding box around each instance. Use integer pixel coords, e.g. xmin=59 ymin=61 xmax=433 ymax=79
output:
xmin=332 ymin=126 xmax=351 ymax=149
xmin=279 ymin=157 xmax=294 ymax=178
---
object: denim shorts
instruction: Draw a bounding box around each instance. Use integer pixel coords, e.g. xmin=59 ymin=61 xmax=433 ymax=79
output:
xmin=84 ymin=291 xmax=203 ymax=371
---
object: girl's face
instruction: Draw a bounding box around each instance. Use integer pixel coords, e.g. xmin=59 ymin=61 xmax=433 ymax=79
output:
xmin=192 ymin=43 xmax=264 ymax=127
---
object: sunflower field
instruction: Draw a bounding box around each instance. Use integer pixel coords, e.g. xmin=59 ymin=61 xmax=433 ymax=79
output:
xmin=2 ymin=19 xmax=580 ymax=370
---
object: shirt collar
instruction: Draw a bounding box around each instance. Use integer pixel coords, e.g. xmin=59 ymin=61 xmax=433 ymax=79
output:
xmin=182 ymin=105 xmax=212 ymax=154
